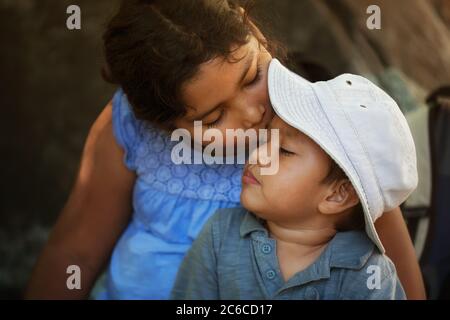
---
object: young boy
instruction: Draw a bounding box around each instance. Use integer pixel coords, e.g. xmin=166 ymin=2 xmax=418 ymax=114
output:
xmin=170 ymin=59 xmax=417 ymax=300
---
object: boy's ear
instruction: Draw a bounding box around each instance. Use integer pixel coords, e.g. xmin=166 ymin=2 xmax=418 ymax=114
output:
xmin=318 ymin=179 xmax=360 ymax=215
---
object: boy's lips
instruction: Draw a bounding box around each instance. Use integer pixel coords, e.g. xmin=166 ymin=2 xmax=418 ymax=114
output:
xmin=242 ymin=167 xmax=260 ymax=185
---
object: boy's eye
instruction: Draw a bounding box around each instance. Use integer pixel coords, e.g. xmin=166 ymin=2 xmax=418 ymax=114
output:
xmin=280 ymin=147 xmax=295 ymax=156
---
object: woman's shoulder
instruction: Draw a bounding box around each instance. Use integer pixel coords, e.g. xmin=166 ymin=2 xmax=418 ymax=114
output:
xmin=111 ymin=88 xmax=172 ymax=170
xmin=111 ymin=89 xmax=165 ymax=146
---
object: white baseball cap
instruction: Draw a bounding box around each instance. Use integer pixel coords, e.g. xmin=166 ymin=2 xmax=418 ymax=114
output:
xmin=268 ymin=59 xmax=418 ymax=253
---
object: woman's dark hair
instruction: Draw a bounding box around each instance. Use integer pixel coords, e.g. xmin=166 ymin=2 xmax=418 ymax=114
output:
xmin=287 ymin=51 xmax=335 ymax=82
xmin=103 ymin=0 xmax=284 ymax=129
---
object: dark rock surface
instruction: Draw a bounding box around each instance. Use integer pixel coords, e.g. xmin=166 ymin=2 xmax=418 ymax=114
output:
xmin=0 ymin=0 xmax=119 ymax=298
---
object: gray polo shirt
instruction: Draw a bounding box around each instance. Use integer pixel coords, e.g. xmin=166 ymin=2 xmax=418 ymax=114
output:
xmin=171 ymin=207 xmax=406 ymax=300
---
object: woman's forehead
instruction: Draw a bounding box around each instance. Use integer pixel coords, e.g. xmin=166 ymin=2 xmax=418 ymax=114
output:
xmin=181 ymin=38 xmax=258 ymax=118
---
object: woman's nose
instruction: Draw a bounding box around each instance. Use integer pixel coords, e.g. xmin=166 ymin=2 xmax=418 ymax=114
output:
xmin=242 ymin=104 xmax=266 ymax=129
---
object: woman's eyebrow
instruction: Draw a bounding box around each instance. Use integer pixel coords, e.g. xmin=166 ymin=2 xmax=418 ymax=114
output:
xmin=189 ymin=50 xmax=256 ymax=122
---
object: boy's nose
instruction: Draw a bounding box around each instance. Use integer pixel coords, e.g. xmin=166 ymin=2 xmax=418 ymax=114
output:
xmin=248 ymin=142 xmax=272 ymax=167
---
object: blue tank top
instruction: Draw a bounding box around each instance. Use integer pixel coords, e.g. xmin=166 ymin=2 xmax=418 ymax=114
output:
xmin=95 ymin=89 xmax=243 ymax=299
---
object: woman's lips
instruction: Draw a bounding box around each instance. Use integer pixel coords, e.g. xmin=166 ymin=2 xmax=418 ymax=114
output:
xmin=242 ymin=168 xmax=260 ymax=185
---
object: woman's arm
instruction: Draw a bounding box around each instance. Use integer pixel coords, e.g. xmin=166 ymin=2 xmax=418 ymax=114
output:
xmin=375 ymin=207 xmax=426 ymax=299
xmin=25 ymin=102 xmax=136 ymax=299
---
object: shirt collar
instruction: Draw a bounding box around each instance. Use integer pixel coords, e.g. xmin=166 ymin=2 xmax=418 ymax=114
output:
xmin=282 ymin=231 xmax=375 ymax=290
xmin=240 ymin=211 xmax=375 ymax=285
xmin=239 ymin=210 xmax=268 ymax=237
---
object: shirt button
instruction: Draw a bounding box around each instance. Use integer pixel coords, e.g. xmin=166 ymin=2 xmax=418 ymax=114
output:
xmin=266 ymin=270 xmax=276 ymax=280
xmin=261 ymin=244 xmax=272 ymax=254
xmin=304 ymin=287 xmax=320 ymax=300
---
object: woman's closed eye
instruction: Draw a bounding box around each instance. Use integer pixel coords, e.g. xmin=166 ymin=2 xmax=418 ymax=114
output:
xmin=280 ymin=147 xmax=295 ymax=156
xmin=205 ymin=109 xmax=225 ymax=129
xmin=245 ymin=62 xmax=263 ymax=88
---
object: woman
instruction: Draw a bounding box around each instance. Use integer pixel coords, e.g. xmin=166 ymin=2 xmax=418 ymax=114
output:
xmin=26 ymin=0 xmax=425 ymax=299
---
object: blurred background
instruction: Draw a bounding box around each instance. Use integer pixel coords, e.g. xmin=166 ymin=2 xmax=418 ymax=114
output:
xmin=1 ymin=0 xmax=449 ymax=299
